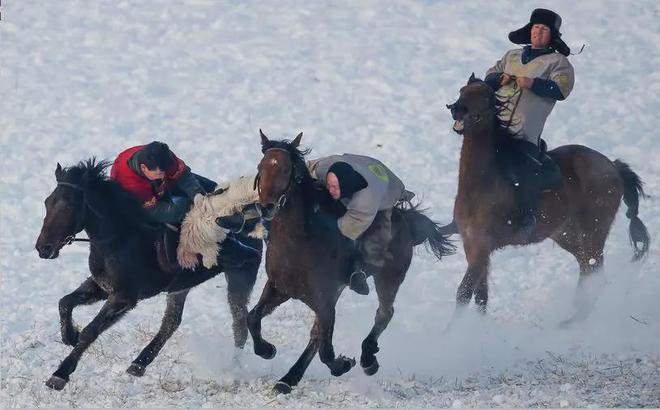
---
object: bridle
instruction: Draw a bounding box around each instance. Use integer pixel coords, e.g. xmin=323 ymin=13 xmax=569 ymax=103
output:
xmin=447 ymin=83 xmax=521 ymax=135
xmin=253 ymin=147 xmax=304 ymax=218
xmin=55 ymin=181 xmax=106 ymax=246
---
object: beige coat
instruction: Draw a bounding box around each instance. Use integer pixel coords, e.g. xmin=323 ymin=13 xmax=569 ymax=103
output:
xmin=486 ymin=48 xmax=574 ymax=145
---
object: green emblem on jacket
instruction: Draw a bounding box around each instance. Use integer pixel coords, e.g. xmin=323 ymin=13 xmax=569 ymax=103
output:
xmin=368 ymin=163 xmax=389 ymax=182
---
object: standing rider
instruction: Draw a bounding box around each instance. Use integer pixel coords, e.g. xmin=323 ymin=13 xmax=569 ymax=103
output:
xmin=484 ymin=8 xmax=575 ymax=233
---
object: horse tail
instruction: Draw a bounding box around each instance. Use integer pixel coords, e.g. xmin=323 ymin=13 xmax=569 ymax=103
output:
xmin=399 ymin=203 xmax=456 ymax=260
xmin=614 ymin=159 xmax=650 ymax=261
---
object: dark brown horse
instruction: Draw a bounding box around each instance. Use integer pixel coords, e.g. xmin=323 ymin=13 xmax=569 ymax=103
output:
xmin=35 ymin=159 xmax=262 ymax=390
xmin=246 ymin=131 xmax=454 ymax=393
xmin=447 ymin=74 xmax=650 ymax=323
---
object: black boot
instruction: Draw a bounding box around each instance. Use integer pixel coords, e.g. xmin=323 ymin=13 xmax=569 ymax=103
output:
xmin=347 ymin=240 xmax=370 ymax=295
xmin=513 ymin=182 xmax=540 ymax=237
xmin=349 ymin=266 xmax=370 ymax=295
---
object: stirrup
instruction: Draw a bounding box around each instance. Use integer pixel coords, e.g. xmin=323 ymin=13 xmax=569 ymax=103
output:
xmin=349 ymin=270 xmax=369 ymax=296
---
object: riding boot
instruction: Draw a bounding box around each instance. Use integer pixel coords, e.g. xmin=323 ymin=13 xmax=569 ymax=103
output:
xmin=347 ymin=240 xmax=370 ymax=295
xmin=513 ymin=180 xmax=541 ymax=236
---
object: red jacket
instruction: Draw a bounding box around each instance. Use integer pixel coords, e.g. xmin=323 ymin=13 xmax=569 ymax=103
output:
xmin=110 ymin=145 xmax=188 ymax=208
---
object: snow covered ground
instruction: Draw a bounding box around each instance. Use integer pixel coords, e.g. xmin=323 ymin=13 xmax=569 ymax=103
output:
xmin=1 ymin=0 xmax=659 ymax=407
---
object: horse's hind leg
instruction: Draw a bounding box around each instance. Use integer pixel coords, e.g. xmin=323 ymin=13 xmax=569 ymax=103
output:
xmin=273 ymin=319 xmax=321 ymax=394
xmin=553 ymin=221 xmax=608 ymax=326
xmin=225 ymin=264 xmax=258 ymax=350
xmin=247 ymin=279 xmax=290 ymax=360
xmin=127 ymin=289 xmax=189 ymax=377
xmin=59 ymin=277 xmax=108 ymax=346
xmin=46 ymin=293 xmax=136 ymax=390
xmin=316 ymin=304 xmax=356 ymax=378
xmin=360 ymin=267 xmax=403 ymax=376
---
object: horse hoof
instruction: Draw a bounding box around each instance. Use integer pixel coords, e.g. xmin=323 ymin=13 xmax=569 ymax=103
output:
xmin=362 ymin=358 xmax=380 ymax=376
xmin=45 ymin=375 xmax=68 ymax=390
xmin=255 ymin=343 xmax=277 ymax=360
xmin=126 ymin=363 xmax=146 ymax=377
xmin=331 ymin=356 xmax=356 ymax=377
xmin=273 ymin=381 xmax=292 ymax=394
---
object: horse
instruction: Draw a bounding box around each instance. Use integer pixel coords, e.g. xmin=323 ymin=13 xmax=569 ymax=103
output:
xmin=246 ymin=130 xmax=455 ymax=394
xmin=34 ymin=159 xmax=263 ymax=390
xmin=445 ymin=74 xmax=650 ymax=323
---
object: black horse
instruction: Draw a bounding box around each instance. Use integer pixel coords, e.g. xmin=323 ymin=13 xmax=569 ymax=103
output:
xmin=35 ymin=159 xmax=262 ymax=390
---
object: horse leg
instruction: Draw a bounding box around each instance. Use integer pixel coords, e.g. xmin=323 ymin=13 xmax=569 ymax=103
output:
xmin=272 ymin=319 xmax=321 ymax=394
xmin=247 ymin=279 xmax=290 ymax=360
xmin=553 ymin=222 xmax=607 ymax=326
xmin=127 ymin=289 xmax=189 ymax=377
xmin=225 ymin=265 xmax=258 ymax=350
xmin=316 ymin=304 xmax=356 ymax=377
xmin=46 ymin=293 xmax=136 ymax=390
xmin=455 ymin=245 xmax=490 ymax=314
xmin=59 ymin=277 xmax=108 ymax=346
xmin=473 ymin=270 xmax=490 ymax=315
xmin=360 ymin=267 xmax=403 ymax=376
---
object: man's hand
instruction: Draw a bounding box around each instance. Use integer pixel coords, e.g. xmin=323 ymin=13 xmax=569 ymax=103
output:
xmin=500 ymin=73 xmax=513 ymax=86
xmin=515 ymin=76 xmax=534 ymax=89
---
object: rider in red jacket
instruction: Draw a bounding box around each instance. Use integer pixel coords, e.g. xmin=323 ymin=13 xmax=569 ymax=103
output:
xmin=111 ymin=141 xmax=211 ymax=224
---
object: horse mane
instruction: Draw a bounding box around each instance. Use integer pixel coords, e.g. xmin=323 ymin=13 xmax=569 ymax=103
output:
xmin=59 ymin=158 xmax=154 ymax=237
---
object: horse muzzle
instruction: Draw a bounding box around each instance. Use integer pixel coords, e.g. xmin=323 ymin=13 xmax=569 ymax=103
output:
xmin=256 ymin=202 xmax=276 ymax=221
xmin=35 ymin=241 xmax=61 ymax=259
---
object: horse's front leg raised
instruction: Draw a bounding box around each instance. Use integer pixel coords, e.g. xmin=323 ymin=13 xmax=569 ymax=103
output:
xmin=58 ymin=277 xmax=108 ymax=346
xmin=247 ymin=280 xmax=289 ymax=360
xmin=127 ymin=289 xmax=189 ymax=377
xmin=316 ymin=304 xmax=356 ymax=378
xmin=46 ymin=293 xmax=136 ymax=390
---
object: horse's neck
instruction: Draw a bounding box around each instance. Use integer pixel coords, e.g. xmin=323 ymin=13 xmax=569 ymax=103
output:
xmin=271 ymin=188 xmax=308 ymax=240
xmin=458 ymin=130 xmax=500 ymax=193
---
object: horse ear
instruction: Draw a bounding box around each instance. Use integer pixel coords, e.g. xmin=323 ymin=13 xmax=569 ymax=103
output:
xmin=55 ymin=163 xmax=63 ymax=180
xmin=291 ymin=132 xmax=303 ymax=148
xmin=259 ymin=129 xmax=269 ymax=146
xmin=468 ymin=72 xmax=476 ymax=84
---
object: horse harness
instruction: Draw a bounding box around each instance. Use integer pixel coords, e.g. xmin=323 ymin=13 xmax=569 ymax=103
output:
xmin=254 ymin=147 xmax=305 ymax=217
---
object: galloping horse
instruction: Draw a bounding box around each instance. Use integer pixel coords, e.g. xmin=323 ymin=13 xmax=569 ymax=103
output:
xmin=247 ymin=131 xmax=455 ymax=393
xmin=35 ymin=159 xmax=262 ymax=390
xmin=446 ymin=74 xmax=650 ymax=322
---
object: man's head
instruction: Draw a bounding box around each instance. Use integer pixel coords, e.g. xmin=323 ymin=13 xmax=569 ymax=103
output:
xmin=508 ymin=8 xmax=570 ymax=56
xmin=139 ymin=141 xmax=175 ymax=181
xmin=326 ymin=162 xmax=368 ymax=200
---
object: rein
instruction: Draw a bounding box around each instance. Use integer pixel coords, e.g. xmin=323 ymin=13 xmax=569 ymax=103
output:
xmin=56 ymin=181 xmax=110 ymax=246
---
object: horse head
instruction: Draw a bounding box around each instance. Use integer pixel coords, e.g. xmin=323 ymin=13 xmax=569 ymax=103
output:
xmin=446 ymin=73 xmax=498 ymax=136
xmin=35 ymin=159 xmax=109 ymax=259
xmin=255 ymin=129 xmax=307 ymax=220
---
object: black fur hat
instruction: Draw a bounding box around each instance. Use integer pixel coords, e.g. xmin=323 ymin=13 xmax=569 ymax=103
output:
xmin=508 ymin=8 xmax=570 ymax=56
xmin=328 ymin=162 xmax=368 ymax=199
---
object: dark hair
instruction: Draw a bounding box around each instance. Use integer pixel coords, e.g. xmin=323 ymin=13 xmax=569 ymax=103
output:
xmin=140 ymin=141 xmax=175 ymax=171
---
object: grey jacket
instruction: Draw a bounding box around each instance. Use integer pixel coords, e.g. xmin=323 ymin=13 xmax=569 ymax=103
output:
xmin=308 ymin=154 xmax=409 ymax=240
xmin=486 ymin=48 xmax=574 ymax=145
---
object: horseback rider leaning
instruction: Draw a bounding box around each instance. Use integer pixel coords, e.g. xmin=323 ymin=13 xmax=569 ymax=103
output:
xmin=110 ymin=141 xmax=214 ymax=225
xmin=486 ymin=8 xmax=574 ymax=233
xmin=308 ymin=154 xmax=414 ymax=296
xmin=110 ymin=141 xmax=248 ymax=270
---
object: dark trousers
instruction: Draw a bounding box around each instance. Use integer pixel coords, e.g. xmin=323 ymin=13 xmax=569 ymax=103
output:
xmin=500 ymin=139 xmax=561 ymax=220
xmin=356 ymin=209 xmax=393 ymax=274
